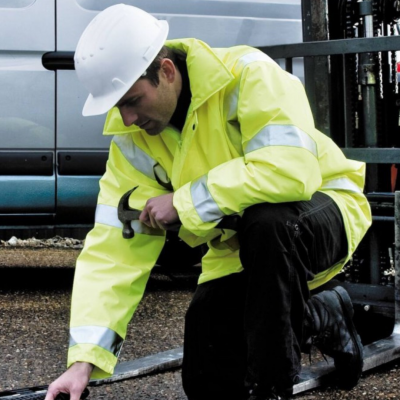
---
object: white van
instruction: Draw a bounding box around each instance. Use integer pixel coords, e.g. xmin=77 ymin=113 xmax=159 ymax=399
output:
xmin=0 ymin=0 xmax=302 ymax=236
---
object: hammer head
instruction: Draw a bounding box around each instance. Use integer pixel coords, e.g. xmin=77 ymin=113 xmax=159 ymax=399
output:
xmin=117 ymin=186 xmax=142 ymax=239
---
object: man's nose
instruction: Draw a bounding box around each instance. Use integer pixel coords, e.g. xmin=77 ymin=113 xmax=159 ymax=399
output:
xmin=120 ymin=109 xmax=139 ymax=127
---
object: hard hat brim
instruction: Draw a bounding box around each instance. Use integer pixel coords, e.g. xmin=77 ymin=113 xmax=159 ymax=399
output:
xmin=82 ymin=93 xmax=117 ymax=117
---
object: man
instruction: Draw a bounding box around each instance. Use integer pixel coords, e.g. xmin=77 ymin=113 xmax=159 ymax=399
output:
xmin=45 ymin=4 xmax=371 ymax=400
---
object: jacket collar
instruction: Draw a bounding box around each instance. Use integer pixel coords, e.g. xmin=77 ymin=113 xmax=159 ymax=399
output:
xmin=103 ymin=38 xmax=234 ymax=136
xmin=166 ymin=38 xmax=234 ymax=111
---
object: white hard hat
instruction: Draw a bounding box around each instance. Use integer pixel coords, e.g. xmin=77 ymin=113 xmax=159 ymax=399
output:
xmin=75 ymin=4 xmax=169 ymax=116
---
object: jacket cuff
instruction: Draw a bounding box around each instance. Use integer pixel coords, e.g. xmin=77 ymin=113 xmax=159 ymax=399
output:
xmin=173 ymin=182 xmax=218 ymax=236
xmin=68 ymin=343 xmax=117 ymax=379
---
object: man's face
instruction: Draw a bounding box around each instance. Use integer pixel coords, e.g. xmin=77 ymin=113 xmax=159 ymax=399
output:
xmin=116 ymin=62 xmax=178 ymax=136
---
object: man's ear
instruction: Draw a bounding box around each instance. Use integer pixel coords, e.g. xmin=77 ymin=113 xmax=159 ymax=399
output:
xmin=160 ymin=58 xmax=176 ymax=83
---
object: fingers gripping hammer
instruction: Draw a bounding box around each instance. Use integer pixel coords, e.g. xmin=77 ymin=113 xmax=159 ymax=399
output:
xmin=117 ymin=186 xmax=142 ymax=239
xmin=117 ymin=186 xmax=242 ymax=240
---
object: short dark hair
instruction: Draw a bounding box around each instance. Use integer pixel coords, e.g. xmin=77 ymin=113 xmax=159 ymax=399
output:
xmin=140 ymin=46 xmax=177 ymax=87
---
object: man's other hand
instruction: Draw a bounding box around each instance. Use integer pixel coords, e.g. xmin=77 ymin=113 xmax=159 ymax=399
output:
xmin=44 ymin=362 xmax=93 ymax=400
xmin=139 ymin=193 xmax=180 ymax=230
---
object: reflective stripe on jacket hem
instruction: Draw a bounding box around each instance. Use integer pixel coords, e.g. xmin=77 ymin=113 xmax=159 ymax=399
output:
xmin=69 ymin=326 xmax=123 ymax=357
xmin=95 ymin=204 xmax=164 ymax=236
xmin=321 ymin=178 xmax=362 ymax=193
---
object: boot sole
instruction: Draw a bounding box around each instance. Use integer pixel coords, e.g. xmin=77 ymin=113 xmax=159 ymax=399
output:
xmin=332 ymin=286 xmax=364 ymax=389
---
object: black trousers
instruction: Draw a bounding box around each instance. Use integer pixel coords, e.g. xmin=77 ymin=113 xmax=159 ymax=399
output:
xmin=182 ymin=192 xmax=348 ymax=400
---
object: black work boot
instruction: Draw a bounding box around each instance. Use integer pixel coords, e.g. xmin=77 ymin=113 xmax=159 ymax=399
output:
xmin=304 ymin=286 xmax=363 ymax=389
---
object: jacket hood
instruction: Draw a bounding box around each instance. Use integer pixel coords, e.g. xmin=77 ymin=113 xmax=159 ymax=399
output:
xmin=103 ymin=38 xmax=234 ymax=136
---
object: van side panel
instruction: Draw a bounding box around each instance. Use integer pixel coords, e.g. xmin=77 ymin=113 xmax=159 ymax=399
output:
xmin=0 ymin=0 xmax=56 ymax=215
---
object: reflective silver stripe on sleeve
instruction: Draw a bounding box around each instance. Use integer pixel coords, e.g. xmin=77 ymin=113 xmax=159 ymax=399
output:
xmin=321 ymin=178 xmax=362 ymax=193
xmin=245 ymin=124 xmax=318 ymax=157
xmin=191 ymin=175 xmax=224 ymax=223
xmin=69 ymin=326 xmax=123 ymax=357
xmin=113 ymin=134 xmax=157 ymax=180
xmin=95 ymin=204 xmax=164 ymax=236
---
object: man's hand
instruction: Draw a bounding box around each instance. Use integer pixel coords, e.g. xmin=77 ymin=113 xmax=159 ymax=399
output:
xmin=44 ymin=362 xmax=93 ymax=400
xmin=139 ymin=193 xmax=180 ymax=230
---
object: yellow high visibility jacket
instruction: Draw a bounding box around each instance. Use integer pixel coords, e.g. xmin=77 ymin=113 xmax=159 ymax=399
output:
xmin=68 ymin=38 xmax=371 ymax=378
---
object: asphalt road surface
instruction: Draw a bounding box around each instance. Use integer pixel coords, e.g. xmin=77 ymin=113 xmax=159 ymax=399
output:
xmin=1 ymin=248 xmax=400 ymax=400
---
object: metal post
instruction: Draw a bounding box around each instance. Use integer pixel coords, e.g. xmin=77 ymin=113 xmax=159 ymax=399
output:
xmin=358 ymin=2 xmax=378 ymax=144
xmin=359 ymin=0 xmax=378 ymax=148
xmin=369 ymin=230 xmax=381 ymax=284
xmin=394 ymin=191 xmax=400 ymax=332
xmin=301 ymin=0 xmax=331 ymax=136
xmin=285 ymin=57 xmax=293 ymax=74
xmin=358 ymin=0 xmax=380 ymax=283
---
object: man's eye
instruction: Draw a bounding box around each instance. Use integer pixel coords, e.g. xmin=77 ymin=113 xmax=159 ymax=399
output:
xmin=127 ymin=98 xmax=140 ymax=107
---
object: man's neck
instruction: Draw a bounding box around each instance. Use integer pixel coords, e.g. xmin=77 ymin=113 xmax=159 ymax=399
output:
xmin=169 ymin=56 xmax=191 ymax=132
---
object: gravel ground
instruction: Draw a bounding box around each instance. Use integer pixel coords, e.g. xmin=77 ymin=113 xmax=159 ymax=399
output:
xmin=1 ymin=243 xmax=400 ymax=399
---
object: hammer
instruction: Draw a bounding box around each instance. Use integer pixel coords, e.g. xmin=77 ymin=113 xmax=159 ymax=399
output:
xmin=117 ymin=187 xmax=242 ymax=239
xmin=118 ymin=186 xmax=142 ymax=239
